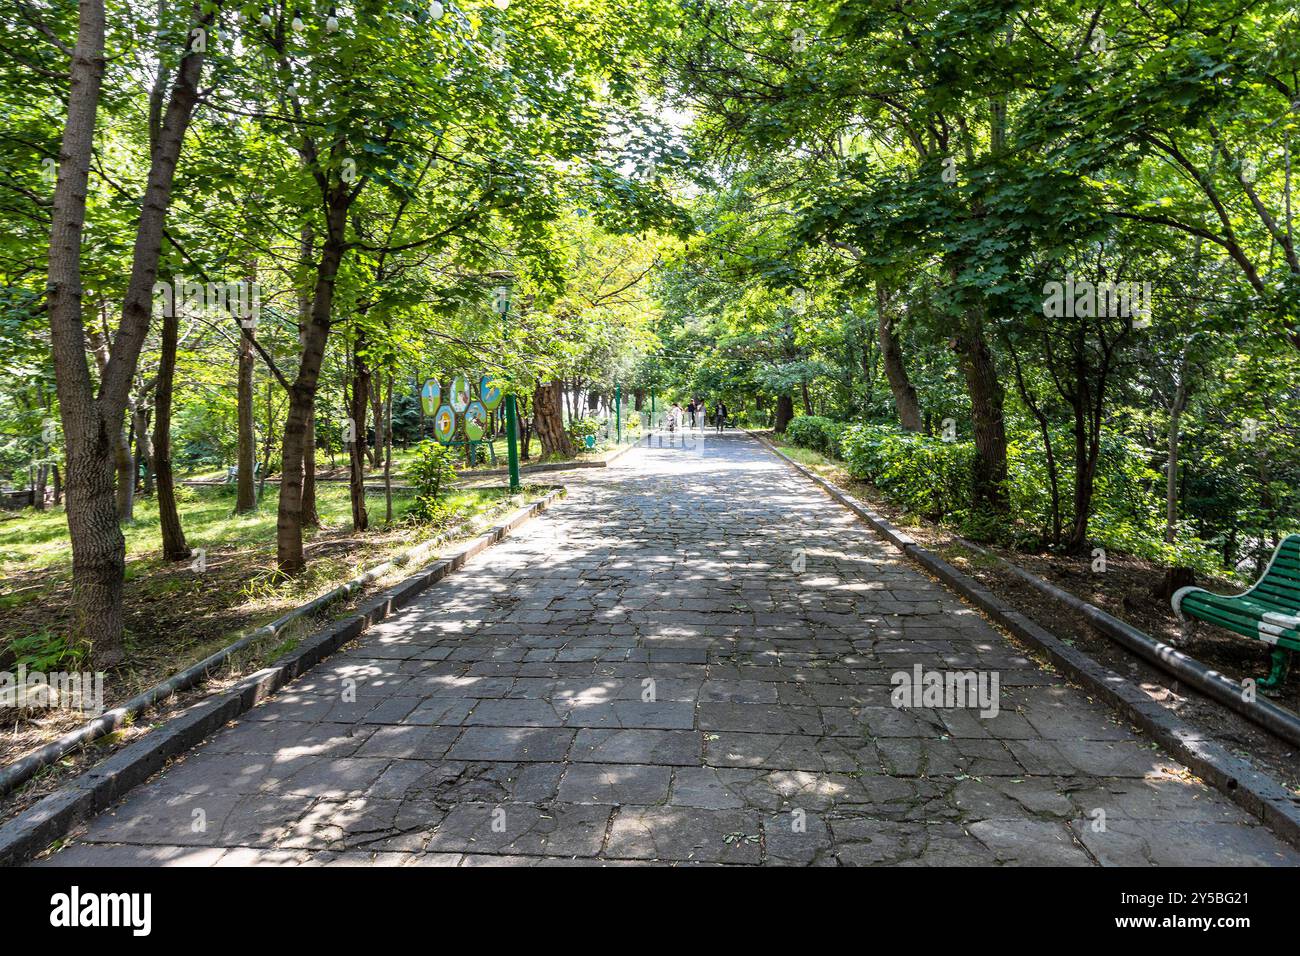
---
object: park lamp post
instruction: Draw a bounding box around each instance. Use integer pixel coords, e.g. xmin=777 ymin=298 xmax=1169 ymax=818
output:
xmin=489 ymin=272 xmax=522 ymax=494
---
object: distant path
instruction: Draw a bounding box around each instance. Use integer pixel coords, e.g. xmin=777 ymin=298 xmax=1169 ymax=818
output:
xmin=43 ymin=430 xmax=1297 ymax=865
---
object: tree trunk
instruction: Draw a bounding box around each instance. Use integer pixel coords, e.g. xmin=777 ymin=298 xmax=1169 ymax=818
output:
xmin=235 ymin=325 xmax=257 ymax=512
xmin=348 ymin=341 xmax=370 ymax=533
xmin=48 ymin=14 xmax=119 ymax=660
xmin=52 ymin=464 xmax=62 ymax=506
xmin=154 ymin=305 xmax=190 ymax=560
xmin=1157 ymin=566 xmax=1196 ymax=602
xmin=1064 ymin=333 xmax=1105 ymax=554
xmin=62 ymin=164 xmax=117 ymax=659
xmin=277 ymin=387 xmax=314 ymax=573
xmin=369 ymin=378 xmax=384 ymax=469
xmin=533 ymin=381 xmax=575 ymax=458
xmin=518 ymin=393 xmax=533 ymax=460
xmin=1165 ymin=377 xmax=1187 ymax=544
xmin=1065 ymin=396 xmax=1098 ymax=553
xmin=34 ymin=464 xmax=48 ymax=511
xmin=954 ymin=320 xmax=1009 ymax=513
xmin=259 ymin=377 xmax=276 ymax=501
xmin=134 ymin=406 xmax=154 ymax=497
xmin=876 ymin=282 xmax=923 ymax=431
xmin=384 ymin=374 xmax=394 ymax=525
xmin=45 ymin=0 xmax=208 ymax=665
xmin=773 ymin=393 xmax=795 ymax=433
xmin=277 ymin=198 xmax=348 ymax=574
xmin=302 ymin=404 xmax=319 ymax=527
xmin=297 ymin=223 xmax=319 ymax=529
xmin=800 ymin=380 xmax=813 ymax=416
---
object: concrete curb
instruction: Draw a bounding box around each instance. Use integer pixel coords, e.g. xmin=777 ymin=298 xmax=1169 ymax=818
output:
xmin=0 ymin=487 xmax=566 ymax=866
xmin=750 ymin=431 xmax=1300 ymax=850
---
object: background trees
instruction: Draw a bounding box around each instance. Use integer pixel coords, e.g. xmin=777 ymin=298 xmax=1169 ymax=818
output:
xmin=3 ymin=0 xmax=1298 ymax=668
xmin=3 ymin=0 xmax=680 ymax=665
xmin=647 ymin=0 xmax=1299 ymax=571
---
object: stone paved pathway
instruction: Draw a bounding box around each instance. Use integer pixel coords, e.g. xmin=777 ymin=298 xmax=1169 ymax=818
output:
xmin=42 ymin=431 xmax=1299 ymax=866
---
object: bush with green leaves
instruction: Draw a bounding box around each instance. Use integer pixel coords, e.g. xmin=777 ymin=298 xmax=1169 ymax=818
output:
xmin=840 ymin=422 xmax=977 ymax=521
xmin=1007 ymin=427 xmax=1170 ymax=555
xmin=566 ymin=416 xmax=602 ymax=446
xmin=408 ymin=440 xmax=458 ymax=522
xmin=785 ymin=415 xmax=846 ymax=457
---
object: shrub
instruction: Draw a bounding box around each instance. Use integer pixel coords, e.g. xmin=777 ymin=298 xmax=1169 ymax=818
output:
xmin=566 ymin=416 xmax=602 ymax=447
xmin=840 ymin=422 xmax=976 ymax=520
xmin=785 ymin=415 xmax=846 ymax=458
xmin=408 ymin=440 xmax=458 ymax=521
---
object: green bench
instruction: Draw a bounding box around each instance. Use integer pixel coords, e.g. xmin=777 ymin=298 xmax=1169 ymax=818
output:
xmin=1172 ymin=535 xmax=1300 ymax=691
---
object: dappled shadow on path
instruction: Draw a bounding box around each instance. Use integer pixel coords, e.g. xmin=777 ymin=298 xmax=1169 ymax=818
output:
xmin=37 ymin=430 xmax=1298 ymax=868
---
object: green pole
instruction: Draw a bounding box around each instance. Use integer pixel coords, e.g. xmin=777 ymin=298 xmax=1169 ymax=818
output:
xmin=615 ymin=384 xmax=621 ymax=444
xmin=501 ymin=295 xmax=521 ymax=494
xmin=504 ymin=395 xmax=521 ymax=492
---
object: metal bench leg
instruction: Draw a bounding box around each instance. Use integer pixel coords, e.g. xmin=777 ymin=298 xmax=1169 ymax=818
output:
xmin=1259 ymin=649 xmax=1291 ymax=693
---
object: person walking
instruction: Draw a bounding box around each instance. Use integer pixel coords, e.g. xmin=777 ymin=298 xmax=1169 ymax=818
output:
xmin=687 ymin=398 xmax=698 ymax=429
xmin=713 ymin=398 xmax=728 ymax=433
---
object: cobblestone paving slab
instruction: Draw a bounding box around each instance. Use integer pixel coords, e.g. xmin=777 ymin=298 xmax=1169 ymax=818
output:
xmin=40 ymin=432 xmax=1300 ymax=866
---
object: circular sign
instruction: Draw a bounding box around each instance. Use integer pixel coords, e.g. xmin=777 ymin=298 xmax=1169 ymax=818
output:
xmin=433 ymin=404 xmax=456 ymax=443
xmin=479 ymin=374 xmax=503 ymax=411
xmin=450 ymin=374 xmax=472 ymax=413
xmin=464 ymin=401 xmax=487 ymax=441
xmin=584 ymin=434 xmax=597 ymax=449
xmin=420 ymin=379 xmax=441 ymax=416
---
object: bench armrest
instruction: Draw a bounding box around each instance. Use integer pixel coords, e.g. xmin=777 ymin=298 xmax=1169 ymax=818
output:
xmin=1170 ymin=585 xmax=1206 ymax=622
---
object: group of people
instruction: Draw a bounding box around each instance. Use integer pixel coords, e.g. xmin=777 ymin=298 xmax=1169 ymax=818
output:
xmin=666 ymin=397 xmax=728 ymax=433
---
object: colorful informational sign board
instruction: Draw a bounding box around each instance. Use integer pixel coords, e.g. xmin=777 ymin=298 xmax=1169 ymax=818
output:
xmin=420 ymin=379 xmax=441 ymax=416
xmin=479 ymin=374 xmax=503 ymax=411
xmin=464 ymin=401 xmax=487 ymax=441
xmin=424 ymin=373 xmax=506 ymax=448
xmin=450 ymin=375 xmax=472 ymax=413
xmin=433 ymin=404 xmax=456 ymax=443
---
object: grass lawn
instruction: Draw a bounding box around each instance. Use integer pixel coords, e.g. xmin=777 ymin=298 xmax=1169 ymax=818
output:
xmin=1 ymin=482 xmax=428 ymax=577
xmin=0 ymin=469 xmax=558 ymax=820
xmin=0 ymin=480 xmax=532 ymax=697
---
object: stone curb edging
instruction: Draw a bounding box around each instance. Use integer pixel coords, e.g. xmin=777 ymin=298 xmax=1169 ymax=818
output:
xmin=0 ymin=487 xmax=567 ymax=866
xmin=750 ymin=432 xmax=1300 ymax=851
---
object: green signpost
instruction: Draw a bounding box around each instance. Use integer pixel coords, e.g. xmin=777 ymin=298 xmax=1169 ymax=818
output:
xmin=493 ymin=282 xmax=522 ymax=494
